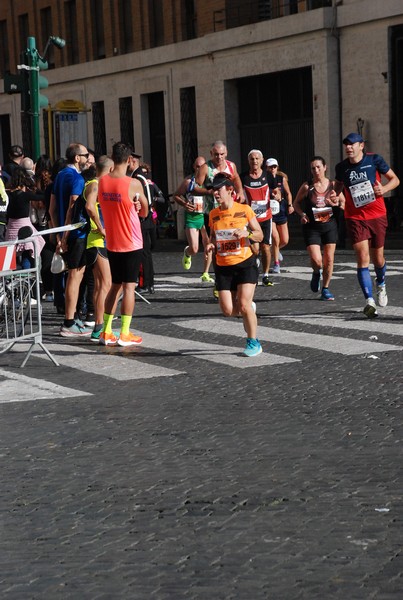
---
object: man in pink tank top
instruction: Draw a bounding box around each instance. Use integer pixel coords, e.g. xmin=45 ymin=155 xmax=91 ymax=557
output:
xmin=98 ymin=142 xmax=148 ymax=347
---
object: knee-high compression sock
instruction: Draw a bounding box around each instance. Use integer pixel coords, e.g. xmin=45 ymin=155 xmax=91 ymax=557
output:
xmin=374 ymin=262 xmax=386 ymax=285
xmin=357 ymin=267 xmax=373 ymax=299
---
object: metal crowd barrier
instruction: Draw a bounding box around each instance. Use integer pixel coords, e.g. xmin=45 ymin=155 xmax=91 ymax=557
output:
xmin=0 ymin=234 xmax=59 ymax=367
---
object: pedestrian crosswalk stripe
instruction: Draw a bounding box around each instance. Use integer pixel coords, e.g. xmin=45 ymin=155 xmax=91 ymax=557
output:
xmin=0 ymin=367 xmax=92 ymax=402
xmin=13 ymin=343 xmax=184 ymax=380
xmin=175 ymin=318 xmax=402 ymax=355
xmin=281 ymin=310 xmax=403 ymax=337
xmin=135 ymin=331 xmax=298 ymax=367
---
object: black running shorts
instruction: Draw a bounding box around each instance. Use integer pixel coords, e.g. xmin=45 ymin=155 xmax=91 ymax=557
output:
xmin=215 ymin=254 xmax=259 ymax=291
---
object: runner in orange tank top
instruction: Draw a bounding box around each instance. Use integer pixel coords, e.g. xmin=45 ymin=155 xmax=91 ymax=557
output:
xmin=97 ymin=142 xmax=148 ymax=347
xmin=206 ymin=173 xmax=263 ymax=357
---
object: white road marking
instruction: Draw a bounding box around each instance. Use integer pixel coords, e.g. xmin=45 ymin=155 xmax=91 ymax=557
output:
xmin=281 ymin=311 xmax=403 ymax=337
xmin=176 ymin=318 xmax=402 ymax=355
xmin=12 ymin=343 xmax=184 ymax=380
xmin=0 ymin=368 xmax=91 ymax=402
xmin=138 ymin=332 xmax=298 ymax=367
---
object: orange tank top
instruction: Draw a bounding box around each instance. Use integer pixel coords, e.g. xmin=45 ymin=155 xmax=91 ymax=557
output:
xmin=98 ymin=174 xmax=143 ymax=252
xmin=209 ymin=203 xmax=255 ymax=266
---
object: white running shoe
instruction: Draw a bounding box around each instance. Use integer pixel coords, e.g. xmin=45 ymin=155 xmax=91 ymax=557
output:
xmin=375 ymin=282 xmax=388 ymax=307
xmin=363 ymin=298 xmax=378 ymax=318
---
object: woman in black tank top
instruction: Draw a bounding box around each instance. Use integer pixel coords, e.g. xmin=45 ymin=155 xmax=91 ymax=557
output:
xmin=293 ymin=156 xmax=344 ymax=301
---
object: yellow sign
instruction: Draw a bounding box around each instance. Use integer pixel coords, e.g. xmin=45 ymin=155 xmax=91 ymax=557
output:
xmin=53 ymin=99 xmax=88 ymax=112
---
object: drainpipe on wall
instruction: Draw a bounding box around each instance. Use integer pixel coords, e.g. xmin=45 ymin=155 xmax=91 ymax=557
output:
xmin=331 ymin=0 xmax=343 ymax=162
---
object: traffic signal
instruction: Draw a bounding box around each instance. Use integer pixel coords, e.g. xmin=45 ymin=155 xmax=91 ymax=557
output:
xmin=37 ymin=56 xmax=49 ymax=110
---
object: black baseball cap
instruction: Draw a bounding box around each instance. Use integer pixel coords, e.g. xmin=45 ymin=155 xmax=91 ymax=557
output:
xmin=131 ymin=151 xmax=142 ymax=159
xmin=210 ymin=172 xmax=233 ymax=189
xmin=10 ymin=144 xmax=24 ymax=158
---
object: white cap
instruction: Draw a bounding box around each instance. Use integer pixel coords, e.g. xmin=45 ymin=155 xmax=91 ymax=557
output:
xmin=266 ymin=158 xmax=278 ymax=167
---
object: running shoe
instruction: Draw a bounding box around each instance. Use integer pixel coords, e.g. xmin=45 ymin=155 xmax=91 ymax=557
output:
xmin=320 ymin=288 xmax=334 ymax=301
xmin=310 ymin=269 xmax=322 ymax=293
xmin=43 ymin=293 xmax=54 ymax=302
xmin=84 ymin=312 xmax=95 ymax=327
xmin=182 ymin=247 xmax=191 ymax=270
xmin=271 ymin=264 xmax=281 ymax=274
xmin=200 ymin=272 xmax=214 ymax=283
xmin=99 ymin=331 xmax=119 ymax=345
xmin=262 ymin=275 xmax=274 ymax=287
xmin=91 ymin=328 xmax=119 ymax=342
xmin=256 ymin=257 xmax=261 ymax=269
xmin=363 ymin=298 xmax=378 ymax=319
xmin=278 ymin=251 xmax=283 ymax=262
xmin=251 ymin=301 xmax=256 ymax=314
xmin=213 ymin=286 xmax=219 ymax=299
xmin=118 ymin=332 xmax=143 ymax=347
xmin=60 ymin=321 xmax=92 ymax=337
xmin=243 ymin=338 xmax=262 ymax=357
xmin=375 ymin=282 xmax=388 ymax=307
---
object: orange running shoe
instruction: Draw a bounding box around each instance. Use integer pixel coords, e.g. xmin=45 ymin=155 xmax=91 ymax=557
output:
xmin=118 ymin=332 xmax=143 ymax=347
xmin=99 ymin=331 xmax=119 ymax=346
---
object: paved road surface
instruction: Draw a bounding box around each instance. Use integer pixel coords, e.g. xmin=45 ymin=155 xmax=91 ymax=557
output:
xmin=1 ymin=246 xmax=402 ymax=599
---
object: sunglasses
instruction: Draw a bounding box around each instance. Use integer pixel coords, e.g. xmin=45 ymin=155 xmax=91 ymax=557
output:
xmin=78 ymin=153 xmax=89 ymax=158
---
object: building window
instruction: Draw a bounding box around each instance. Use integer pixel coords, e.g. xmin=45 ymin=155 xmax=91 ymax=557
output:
xmin=149 ymin=0 xmax=164 ymax=48
xmin=180 ymin=87 xmax=198 ymax=175
xmin=18 ymin=14 xmax=29 ymax=53
xmin=118 ymin=0 xmax=134 ymax=53
xmin=91 ymin=0 xmax=105 ymax=59
xmin=182 ymin=0 xmax=196 ymax=40
xmin=92 ymin=101 xmax=107 ymax=156
xmin=119 ymin=97 xmax=134 ymax=146
xmin=64 ymin=1 xmax=78 ymax=64
xmin=0 ymin=20 xmax=9 ymax=76
xmin=40 ymin=7 xmax=54 ymax=68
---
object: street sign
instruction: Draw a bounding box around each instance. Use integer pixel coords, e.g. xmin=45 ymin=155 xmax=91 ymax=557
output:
xmin=4 ymin=73 xmax=23 ymax=94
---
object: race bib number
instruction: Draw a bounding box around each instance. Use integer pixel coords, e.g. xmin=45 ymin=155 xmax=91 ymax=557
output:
xmin=216 ymin=228 xmax=243 ymax=256
xmin=188 ymin=194 xmax=204 ymax=213
xmin=251 ymin=200 xmax=268 ymax=219
xmin=312 ymin=206 xmax=333 ymax=223
xmin=270 ymin=199 xmax=280 ymax=215
xmin=312 ymin=195 xmax=332 ymax=222
xmin=350 ymin=180 xmax=376 ymax=208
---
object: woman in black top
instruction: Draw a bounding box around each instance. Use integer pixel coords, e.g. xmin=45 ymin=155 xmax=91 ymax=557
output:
xmin=5 ymin=167 xmax=45 ymax=269
xmin=293 ymin=156 xmax=344 ymax=301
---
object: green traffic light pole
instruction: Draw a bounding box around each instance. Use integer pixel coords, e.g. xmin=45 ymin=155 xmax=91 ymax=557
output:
xmin=26 ymin=35 xmax=65 ymax=160
xmin=26 ymin=36 xmax=48 ymax=161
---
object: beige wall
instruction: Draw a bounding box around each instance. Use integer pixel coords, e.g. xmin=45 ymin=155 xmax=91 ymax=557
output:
xmin=1 ymin=2 xmax=402 ymax=191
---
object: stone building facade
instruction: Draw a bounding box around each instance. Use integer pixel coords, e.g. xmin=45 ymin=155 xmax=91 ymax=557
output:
xmin=0 ymin=0 xmax=402 ymax=202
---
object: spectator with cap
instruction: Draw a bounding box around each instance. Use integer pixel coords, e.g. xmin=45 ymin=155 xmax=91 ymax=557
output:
xmin=332 ymin=132 xmax=400 ymax=318
xmin=4 ymin=145 xmax=24 ymax=182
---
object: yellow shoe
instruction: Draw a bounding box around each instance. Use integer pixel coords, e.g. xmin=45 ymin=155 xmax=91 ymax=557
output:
xmin=182 ymin=248 xmax=192 ymax=270
xmin=201 ymin=272 xmax=214 ymax=283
